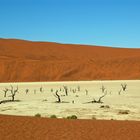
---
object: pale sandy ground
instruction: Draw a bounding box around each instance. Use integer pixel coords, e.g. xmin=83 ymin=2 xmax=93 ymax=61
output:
xmin=0 ymin=80 xmax=140 ymax=120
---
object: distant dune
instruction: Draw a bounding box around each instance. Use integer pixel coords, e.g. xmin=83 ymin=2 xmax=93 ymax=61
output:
xmin=0 ymin=38 xmax=140 ymax=82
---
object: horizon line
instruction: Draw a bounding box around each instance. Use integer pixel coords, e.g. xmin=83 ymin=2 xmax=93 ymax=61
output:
xmin=0 ymin=37 xmax=139 ymax=49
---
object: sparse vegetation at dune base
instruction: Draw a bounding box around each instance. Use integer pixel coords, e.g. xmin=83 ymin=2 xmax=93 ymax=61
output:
xmin=0 ymin=80 xmax=140 ymax=121
xmin=34 ymin=113 xmax=41 ymax=117
xmin=50 ymin=115 xmax=57 ymax=118
xmin=66 ymin=115 xmax=78 ymax=119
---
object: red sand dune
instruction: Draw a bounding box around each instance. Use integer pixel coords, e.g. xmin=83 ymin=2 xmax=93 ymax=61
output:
xmin=0 ymin=115 xmax=140 ymax=140
xmin=0 ymin=38 xmax=140 ymax=82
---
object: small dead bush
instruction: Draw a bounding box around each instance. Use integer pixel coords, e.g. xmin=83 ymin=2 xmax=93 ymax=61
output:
xmin=35 ymin=113 xmax=41 ymax=117
xmin=100 ymin=105 xmax=110 ymax=109
xmin=50 ymin=115 xmax=57 ymax=118
xmin=118 ymin=110 xmax=129 ymax=114
xmin=92 ymin=116 xmax=97 ymax=120
xmin=67 ymin=115 xmax=77 ymax=119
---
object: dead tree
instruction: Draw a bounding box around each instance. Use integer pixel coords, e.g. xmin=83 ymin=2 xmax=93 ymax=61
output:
xmin=3 ymin=88 xmax=9 ymax=97
xmin=60 ymin=88 xmax=62 ymax=91
xmin=40 ymin=86 xmax=43 ymax=93
xmin=96 ymin=92 xmax=107 ymax=103
xmin=77 ymin=86 xmax=80 ymax=91
xmin=118 ymin=89 xmax=122 ymax=95
xmin=101 ymin=85 xmax=106 ymax=93
xmin=25 ymin=89 xmax=29 ymax=94
xmin=51 ymin=88 xmax=53 ymax=92
xmin=83 ymin=92 xmax=107 ymax=104
xmin=72 ymin=89 xmax=75 ymax=93
xmin=72 ymin=89 xmax=76 ymax=93
xmin=9 ymin=85 xmax=18 ymax=101
xmin=34 ymin=90 xmax=36 ymax=94
xmin=85 ymin=89 xmax=88 ymax=95
xmin=63 ymin=86 xmax=68 ymax=96
xmin=54 ymin=90 xmax=61 ymax=103
xmin=0 ymin=85 xmax=20 ymax=104
xmin=121 ymin=83 xmax=127 ymax=91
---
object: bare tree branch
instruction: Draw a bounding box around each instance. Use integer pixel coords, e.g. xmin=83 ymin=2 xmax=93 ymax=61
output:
xmin=101 ymin=85 xmax=106 ymax=93
xmin=83 ymin=92 xmax=107 ymax=104
xmin=3 ymin=88 xmax=8 ymax=97
xmin=121 ymin=83 xmax=127 ymax=91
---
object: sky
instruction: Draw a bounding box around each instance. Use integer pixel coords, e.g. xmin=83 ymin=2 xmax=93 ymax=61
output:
xmin=0 ymin=0 xmax=140 ymax=48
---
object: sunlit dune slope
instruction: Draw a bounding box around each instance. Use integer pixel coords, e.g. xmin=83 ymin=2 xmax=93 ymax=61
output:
xmin=0 ymin=38 xmax=140 ymax=82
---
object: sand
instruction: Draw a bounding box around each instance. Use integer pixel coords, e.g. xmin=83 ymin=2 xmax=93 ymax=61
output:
xmin=0 ymin=80 xmax=140 ymax=121
xmin=0 ymin=38 xmax=140 ymax=82
xmin=0 ymin=114 xmax=140 ymax=140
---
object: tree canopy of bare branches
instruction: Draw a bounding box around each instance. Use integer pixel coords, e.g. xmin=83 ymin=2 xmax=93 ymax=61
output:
xmin=83 ymin=92 xmax=107 ymax=104
xmin=121 ymin=83 xmax=127 ymax=91
xmin=0 ymin=85 xmax=19 ymax=104
xmin=8 ymin=85 xmax=19 ymax=101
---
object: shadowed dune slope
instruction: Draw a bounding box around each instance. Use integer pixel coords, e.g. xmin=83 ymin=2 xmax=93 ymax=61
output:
xmin=0 ymin=115 xmax=140 ymax=140
xmin=0 ymin=38 xmax=140 ymax=82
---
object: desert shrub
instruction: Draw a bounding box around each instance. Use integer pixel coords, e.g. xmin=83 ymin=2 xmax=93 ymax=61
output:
xmin=92 ymin=116 xmax=96 ymax=120
xmin=118 ymin=110 xmax=129 ymax=114
xmin=34 ymin=113 xmax=41 ymax=117
xmin=50 ymin=115 xmax=57 ymax=118
xmin=67 ymin=115 xmax=77 ymax=119
xmin=100 ymin=105 xmax=110 ymax=109
xmin=110 ymin=118 xmax=115 ymax=120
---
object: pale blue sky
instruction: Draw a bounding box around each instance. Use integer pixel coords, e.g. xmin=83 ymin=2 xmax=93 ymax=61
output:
xmin=0 ymin=0 xmax=140 ymax=48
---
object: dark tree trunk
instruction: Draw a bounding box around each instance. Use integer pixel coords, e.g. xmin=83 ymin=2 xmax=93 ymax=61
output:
xmin=55 ymin=91 xmax=61 ymax=103
xmin=12 ymin=95 xmax=15 ymax=101
xmin=4 ymin=92 xmax=7 ymax=97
